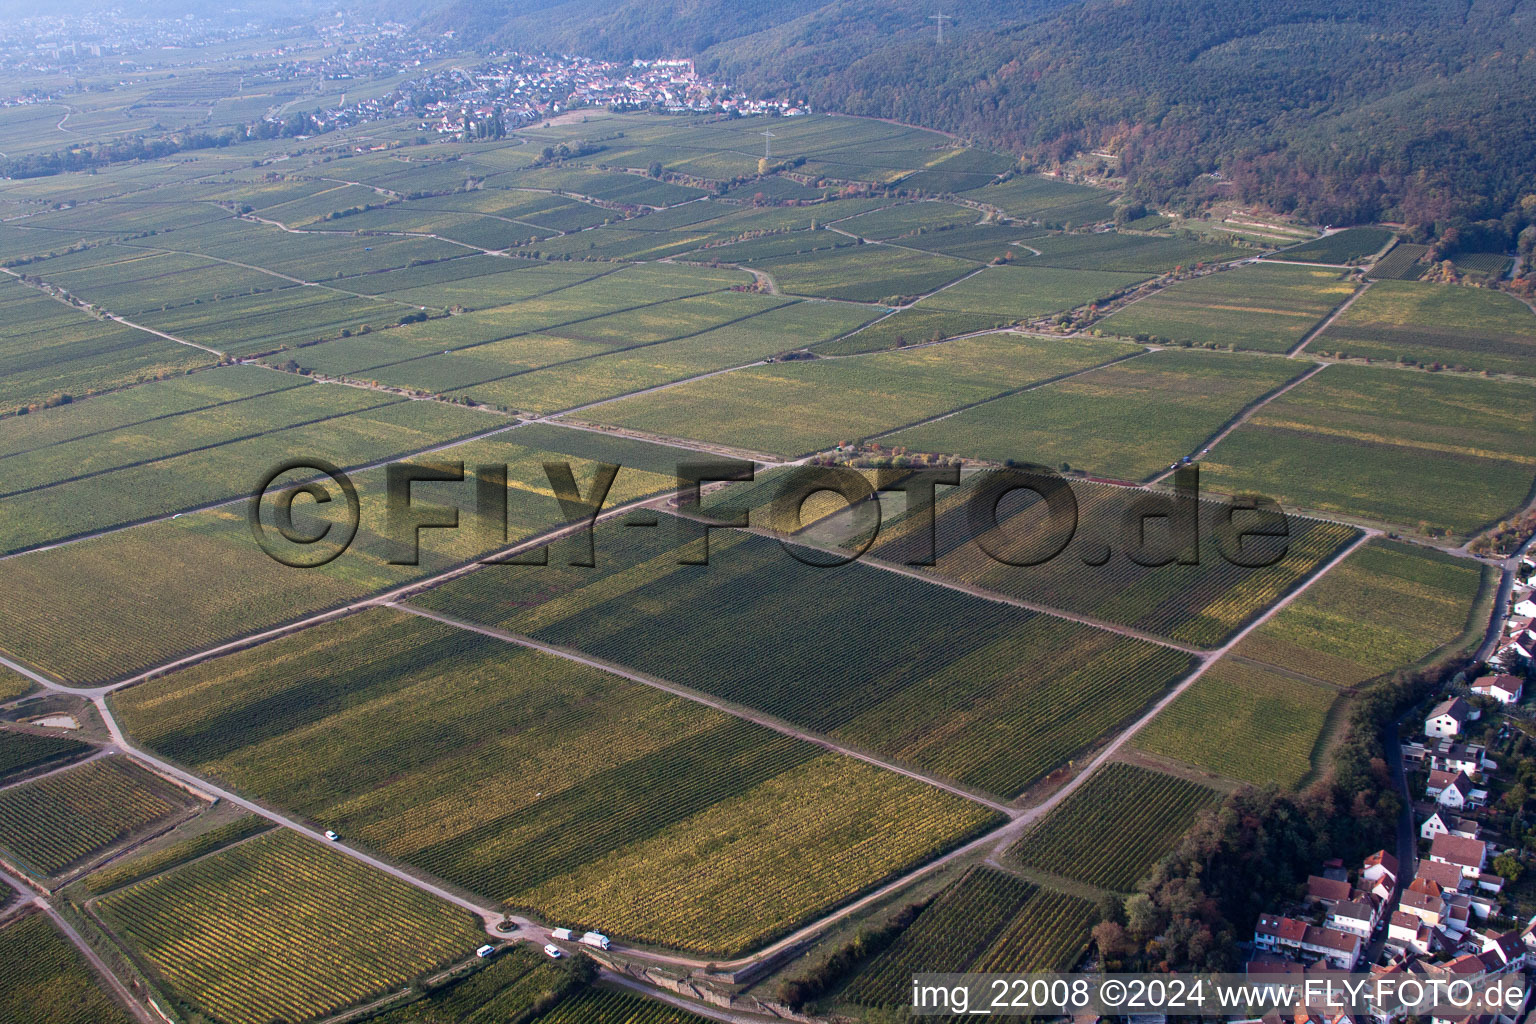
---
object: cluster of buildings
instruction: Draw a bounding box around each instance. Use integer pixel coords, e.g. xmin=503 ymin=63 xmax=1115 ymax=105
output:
xmin=1253 ymin=850 xmax=1403 ymax=970
xmin=1489 ymin=556 xmax=1536 ymax=673
xmin=406 ymin=53 xmax=801 ymax=136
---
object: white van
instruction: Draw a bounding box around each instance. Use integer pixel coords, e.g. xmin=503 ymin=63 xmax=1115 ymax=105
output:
xmin=543 ymin=944 xmax=563 ymax=958
xmin=475 ymin=944 xmax=495 ymax=958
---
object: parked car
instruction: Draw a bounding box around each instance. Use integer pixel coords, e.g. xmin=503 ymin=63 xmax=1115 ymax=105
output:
xmin=543 ymin=944 xmax=563 ymax=958
xmin=323 ymin=830 xmax=339 ymax=841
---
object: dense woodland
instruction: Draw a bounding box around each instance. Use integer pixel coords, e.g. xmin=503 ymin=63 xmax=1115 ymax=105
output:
xmin=431 ymin=0 xmax=1536 ymax=238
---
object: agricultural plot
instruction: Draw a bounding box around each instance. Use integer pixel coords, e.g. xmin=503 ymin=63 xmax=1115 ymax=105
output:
xmin=836 ymin=201 xmax=983 ymax=240
xmin=1133 ymin=658 xmax=1341 ymax=788
xmin=371 ymin=946 xmax=576 ymax=1024
xmin=0 ymin=425 xmax=691 ymax=686
xmin=132 ymin=288 xmax=406 ymax=356
xmin=810 ymin=308 xmax=1011 ymax=355
xmin=82 ymin=816 xmax=270 ymax=896
xmin=0 ymin=731 xmax=92 ymax=785
xmin=573 ymin=334 xmax=1141 ymax=457
xmin=1200 ymin=364 xmax=1536 ymax=536
xmin=899 ymin=223 xmax=1050 ymax=262
xmin=0 ymin=666 xmax=31 ymax=702
xmin=867 ymin=475 xmax=1361 ymax=648
xmin=920 ymin=264 xmax=1148 ymax=320
xmin=1316 ymin=279 xmax=1536 ymax=375
xmin=0 ymin=756 xmax=197 ymax=881
xmin=115 ymin=608 xmax=999 ymax=955
xmin=1450 ymin=251 xmax=1511 ymax=276
xmin=845 ymin=867 xmax=1097 ymax=1008
xmin=1269 ymin=227 xmax=1394 ymax=264
xmin=0 ymin=913 xmax=136 ymax=1024
xmin=0 ymin=395 xmax=496 ymax=554
xmin=95 ymin=830 xmax=482 ymax=1024
xmin=416 ymin=523 xmax=1193 ymax=799
xmin=1234 ymin=539 xmax=1489 ymax=688
xmin=531 ymin=987 xmax=715 ymax=1024
xmin=755 ymin=245 xmax=975 ymax=302
xmin=1370 ymin=243 xmax=1431 ymax=280
xmin=962 ymin=175 xmax=1117 ymax=226
xmin=885 ymin=348 xmax=1310 ymax=481
xmin=1101 ymin=263 xmax=1356 ymax=352
xmin=0 ymin=278 xmax=216 ymax=415
xmin=1009 ymin=763 xmax=1220 ymax=890
xmin=454 ymin=301 xmax=878 ymax=414
xmin=1022 ymin=231 xmax=1247 ymax=272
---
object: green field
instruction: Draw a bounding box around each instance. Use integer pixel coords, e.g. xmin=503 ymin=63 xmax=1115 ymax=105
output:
xmin=0 ymin=731 xmax=92 ymax=785
xmin=0 ymin=425 xmax=691 ymax=686
xmin=1133 ymin=658 xmax=1342 ymax=787
xmin=113 ymin=607 xmax=999 ymax=955
xmin=1009 ymin=763 xmax=1220 ymax=890
xmin=1234 ymin=538 xmax=1490 ymax=686
xmin=1102 ymin=263 xmax=1356 ymax=352
xmin=414 ymin=522 xmax=1194 ymax=799
xmin=844 ymin=867 xmax=1097 ymax=1008
xmin=919 ymin=264 xmax=1148 ymax=319
xmin=867 ymin=475 xmax=1362 ymax=648
xmin=808 ymin=308 xmax=1010 ymax=355
xmin=369 ymin=946 xmax=577 ymax=1024
xmin=0 ymin=277 xmax=216 ymax=415
xmin=0 ymin=666 xmax=32 ymax=702
xmin=573 ymin=334 xmax=1141 ymax=456
xmin=1269 ymin=227 xmax=1394 ymax=264
xmin=1022 ymin=231 xmax=1247 ymax=272
xmin=95 ymin=830 xmax=481 ymax=1024
xmin=1370 ymin=243 xmax=1430 ymax=280
xmin=0 ymin=756 xmax=196 ymax=880
xmin=885 ymin=348 xmax=1310 ymax=480
xmin=1200 ymin=364 xmax=1536 ymax=536
xmin=1316 ymin=279 xmax=1536 ymax=375
xmin=756 ymin=245 xmax=976 ymax=302
xmin=0 ymin=913 xmax=136 ymax=1024
xmin=531 ymin=987 xmax=715 ymax=1024
xmin=82 ymin=816 xmax=270 ymax=896
xmin=961 ymin=176 xmax=1117 ymax=225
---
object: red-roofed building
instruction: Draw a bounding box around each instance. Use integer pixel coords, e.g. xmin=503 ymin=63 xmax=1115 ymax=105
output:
xmin=1430 ymin=833 xmax=1488 ymax=877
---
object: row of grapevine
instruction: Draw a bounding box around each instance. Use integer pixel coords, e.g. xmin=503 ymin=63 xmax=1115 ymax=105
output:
xmin=1009 ymin=762 xmax=1220 ymax=891
xmin=847 ymin=867 xmax=1096 ymax=1008
xmin=0 ymin=913 xmax=137 ymax=1024
xmin=96 ymin=830 xmax=482 ymax=1024
xmin=0 ymin=730 xmax=91 ymax=784
xmin=0 ymin=756 xmax=192 ymax=878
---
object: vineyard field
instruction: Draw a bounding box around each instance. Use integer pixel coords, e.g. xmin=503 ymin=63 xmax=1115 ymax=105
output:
xmin=113 ymin=607 xmax=998 ymax=954
xmin=530 ymin=986 xmax=716 ymax=1024
xmin=1009 ymin=763 xmax=1220 ymax=890
xmin=416 ymin=523 xmax=1194 ymax=799
xmin=1101 ymin=263 xmax=1355 ymax=352
xmin=82 ymin=815 xmax=270 ymax=895
xmin=0 ymin=756 xmax=196 ymax=880
xmin=1268 ymin=227 xmax=1393 ymax=264
xmin=919 ymin=264 xmax=1148 ymax=320
xmin=1133 ymin=658 xmax=1341 ymax=787
xmin=1316 ymin=279 xmax=1536 ymax=376
xmin=573 ymin=334 xmax=1140 ymax=457
xmin=885 ymin=348 xmax=1309 ymax=481
xmin=96 ymin=830 xmax=482 ymax=1024
xmin=0 ymin=730 xmax=92 ymax=784
xmin=844 ymin=867 xmax=1096 ymax=1008
xmin=867 ymin=475 xmax=1361 ymax=648
xmin=371 ymin=945 xmax=575 ymax=1024
xmin=1234 ymin=539 xmax=1490 ymax=687
xmin=1200 ymin=364 xmax=1536 ymax=536
xmin=0 ymin=913 xmax=136 ymax=1024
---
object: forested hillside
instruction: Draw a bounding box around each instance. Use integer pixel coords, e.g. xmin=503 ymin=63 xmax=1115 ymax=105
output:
xmin=428 ymin=0 xmax=1536 ymax=232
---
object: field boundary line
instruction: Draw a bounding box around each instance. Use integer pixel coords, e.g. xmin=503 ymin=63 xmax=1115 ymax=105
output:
xmin=863 ymin=345 xmax=1154 ymax=444
xmin=389 ymin=602 xmax=1018 ymax=816
xmin=0 ymin=869 xmax=155 ymax=1024
xmin=1288 ymin=277 xmax=1370 ymax=357
xmin=0 ymin=266 xmax=224 ymax=358
xmin=1145 ymin=359 xmax=1330 ymax=485
xmin=0 ymin=414 xmax=522 ymax=564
